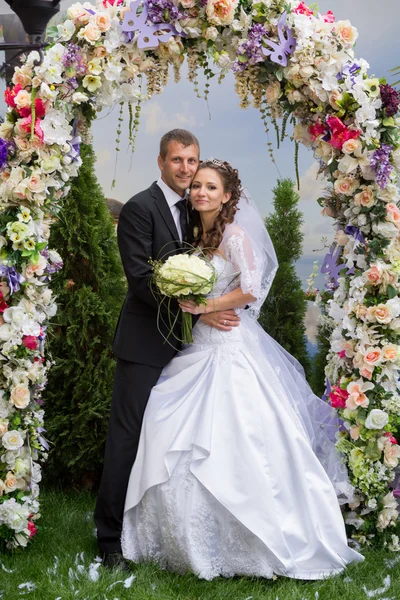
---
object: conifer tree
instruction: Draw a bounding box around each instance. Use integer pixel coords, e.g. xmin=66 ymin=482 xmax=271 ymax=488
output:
xmin=44 ymin=143 xmax=126 ymax=487
xmin=311 ymin=318 xmax=333 ymax=397
xmin=259 ymin=178 xmax=311 ymax=377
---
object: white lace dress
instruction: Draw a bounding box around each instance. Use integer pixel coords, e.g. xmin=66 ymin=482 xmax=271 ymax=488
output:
xmin=121 ymin=227 xmax=363 ymax=580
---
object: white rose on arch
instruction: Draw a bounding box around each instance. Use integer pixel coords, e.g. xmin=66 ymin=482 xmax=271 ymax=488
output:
xmin=365 ymin=409 xmax=389 ymax=430
xmin=2 ymin=430 xmax=24 ymax=451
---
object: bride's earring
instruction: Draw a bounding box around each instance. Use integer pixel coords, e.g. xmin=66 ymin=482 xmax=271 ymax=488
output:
xmin=219 ymin=204 xmax=223 ymax=212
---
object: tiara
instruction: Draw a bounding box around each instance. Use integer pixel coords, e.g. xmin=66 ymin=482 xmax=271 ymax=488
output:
xmin=201 ymin=158 xmax=228 ymax=170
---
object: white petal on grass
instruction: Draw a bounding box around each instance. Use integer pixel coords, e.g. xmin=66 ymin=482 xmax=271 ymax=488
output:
xmin=94 ymin=556 xmax=102 ymax=563
xmin=385 ymin=555 xmax=400 ymax=568
xmin=88 ymin=562 xmax=101 ymax=582
xmin=47 ymin=556 xmax=59 ymax=576
xmin=18 ymin=583 xmax=36 ymax=591
xmin=1 ymin=564 xmax=13 ymax=573
xmin=124 ymin=574 xmax=136 ymax=588
xmin=107 ymin=581 xmax=124 ymax=591
xmin=363 ymin=575 xmax=391 ymax=597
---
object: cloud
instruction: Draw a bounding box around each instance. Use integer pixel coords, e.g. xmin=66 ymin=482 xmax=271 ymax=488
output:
xmin=302 ymin=216 xmax=335 ymax=255
xmin=304 ymin=302 xmax=320 ymax=344
xmin=298 ymin=162 xmax=328 ymax=203
xmin=142 ymin=102 xmax=197 ymax=135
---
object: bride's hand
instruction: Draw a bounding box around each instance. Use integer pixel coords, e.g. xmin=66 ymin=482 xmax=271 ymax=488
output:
xmin=178 ymin=300 xmax=210 ymax=314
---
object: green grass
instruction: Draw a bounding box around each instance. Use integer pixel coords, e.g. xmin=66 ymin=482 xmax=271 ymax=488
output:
xmin=1 ymin=489 xmax=400 ymax=600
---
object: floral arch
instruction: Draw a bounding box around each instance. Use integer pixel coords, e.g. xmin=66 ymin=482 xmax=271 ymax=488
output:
xmin=1 ymin=0 xmax=400 ymax=550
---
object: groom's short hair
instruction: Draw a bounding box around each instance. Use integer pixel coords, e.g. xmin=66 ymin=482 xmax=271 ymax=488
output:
xmin=160 ymin=129 xmax=200 ymax=159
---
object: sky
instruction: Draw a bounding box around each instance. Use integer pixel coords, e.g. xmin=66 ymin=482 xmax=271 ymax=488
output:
xmin=0 ymin=0 xmax=399 ymax=342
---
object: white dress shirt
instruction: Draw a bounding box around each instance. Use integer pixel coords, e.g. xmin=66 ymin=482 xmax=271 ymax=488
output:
xmin=156 ymin=177 xmax=186 ymax=241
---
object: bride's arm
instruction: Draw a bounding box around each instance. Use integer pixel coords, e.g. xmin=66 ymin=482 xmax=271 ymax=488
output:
xmin=179 ymin=288 xmax=255 ymax=315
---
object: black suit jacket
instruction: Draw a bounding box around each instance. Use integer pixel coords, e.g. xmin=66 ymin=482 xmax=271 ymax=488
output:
xmin=113 ymin=182 xmax=194 ymax=367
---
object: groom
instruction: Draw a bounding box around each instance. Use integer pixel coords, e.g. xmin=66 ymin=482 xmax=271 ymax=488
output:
xmin=95 ymin=129 xmax=240 ymax=568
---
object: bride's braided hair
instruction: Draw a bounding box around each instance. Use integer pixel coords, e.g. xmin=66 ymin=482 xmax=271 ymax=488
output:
xmin=191 ymin=159 xmax=242 ymax=256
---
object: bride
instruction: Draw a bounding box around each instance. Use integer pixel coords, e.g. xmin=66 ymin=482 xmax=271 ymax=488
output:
xmin=121 ymin=158 xmax=364 ymax=580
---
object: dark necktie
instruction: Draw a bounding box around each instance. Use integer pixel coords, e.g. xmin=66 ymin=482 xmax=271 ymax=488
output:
xmin=175 ymin=199 xmax=188 ymax=243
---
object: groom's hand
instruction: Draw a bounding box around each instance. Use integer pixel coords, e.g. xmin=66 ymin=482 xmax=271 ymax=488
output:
xmin=199 ymin=310 xmax=240 ymax=331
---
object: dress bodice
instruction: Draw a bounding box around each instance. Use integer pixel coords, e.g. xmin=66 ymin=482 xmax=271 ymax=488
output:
xmin=191 ymin=253 xmax=246 ymax=349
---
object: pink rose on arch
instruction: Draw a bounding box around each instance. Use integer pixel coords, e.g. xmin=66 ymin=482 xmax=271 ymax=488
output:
xmin=326 ymin=116 xmax=361 ymax=150
xmin=19 ymin=115 xmax=44 ymax=143
xmin=4 ymin=83 xmax=22 ymax=108
xmin=364 ymin=265 xmax=382 ymax=286
xmin=309 ymin=121 xmax=327 ymax=140
xmin=329 ymin=385 xmax=349 ymax=409
xmin=28 ymin=520 xmax=37 ymax=537
xmin=23 ymin=336 xmax=38 ymax=351
xmin=386 ymin=203 xmax=400 ymax=228
xmin=384 ymin=432 xmax=398 ymax=445
xmin=321 ymin=10 xmax=335 ymax=23
xmin=293 ymin=2 xmax=314 ymax=16
xmin=18 ymin=97 xmax=47 ymax=119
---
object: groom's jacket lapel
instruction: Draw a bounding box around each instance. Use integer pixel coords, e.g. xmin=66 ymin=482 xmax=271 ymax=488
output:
xmin=150 ymin=182 xmax=182 ymax=248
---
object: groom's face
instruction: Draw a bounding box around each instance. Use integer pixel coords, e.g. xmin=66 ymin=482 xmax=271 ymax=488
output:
xmin=158 ymin=141 xmax=199 ymax=197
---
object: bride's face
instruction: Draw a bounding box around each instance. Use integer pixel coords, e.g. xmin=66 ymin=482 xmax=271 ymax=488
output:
xmin=189 ymin=168 xmax=231 ymax=216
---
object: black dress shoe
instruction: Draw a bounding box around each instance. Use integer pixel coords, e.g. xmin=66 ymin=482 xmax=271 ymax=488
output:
xmin=102 ymin=552 xmax=131 ymax=572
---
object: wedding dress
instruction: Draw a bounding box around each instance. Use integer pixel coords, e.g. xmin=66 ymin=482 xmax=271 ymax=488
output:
xmin=121 ymin=206 xmax=364 ymax=580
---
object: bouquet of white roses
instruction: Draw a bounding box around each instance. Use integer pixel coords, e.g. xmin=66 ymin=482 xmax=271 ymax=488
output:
xmin=150 ymin=252 xmax=216 ymax=344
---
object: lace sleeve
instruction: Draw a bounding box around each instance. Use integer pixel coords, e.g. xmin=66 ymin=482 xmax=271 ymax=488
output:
xmin=224 ymin=228 xmax=261 ymax=301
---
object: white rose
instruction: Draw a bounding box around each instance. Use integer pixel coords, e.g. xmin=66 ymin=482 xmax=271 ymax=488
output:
xmin=14 ymin=458 xmax=29 ymax=477
xmin=389 ymin=318 xmax=400 ymax=333
xmin=383 ymin=492 xmax=398 ymax=510
xmin=40 ymin=155 xmax=61 ymax=174
xmin=2 ymin=430 xmax=24 ymax=451
xmin=3 ymin=307 xmax=27 ymax=328
xmin=342 ymin=138 xmax=362 ymax=155
xmin=27 ymin=361 xmax=41 ymax=383
xmin=0 ymin=324 xmax=13 ymax=341
xmin=335 ymin=230 xmax=349 ymax=246
xmin=0 ymin=121 xmax=15 ymax=139
xmin=377 ymin=508 xmax=397 ymax=531
xmin=31 ymin=462 xmax=42 ymax=483
xmin=0 ymin=419 xmax=8 ymax=437
xmin=4 ymin=471 xmax=18 ymax=492
xmin=203 ymin=26 xmax=219 ymax=41
xmin=372 ymin=221 xmax=398 ymax=239
xmin=365 ymin=409 xmax=389 ymax=430
xmin=265 ymin=81 xmax=281 ymax=104
xmin=10 ymin=385 xmax=30 ymax=410
xmin=335 ymin=20 xmax=358 ymax=46
xmin=72 ymin=92 xmax=89 ymax=105
xmin=392 ymin=148 xmax=400 ymax=170
xmin=41 ymin=289 xmax=52 ymax=305
xmin=216 ymin=52 xmax=232 ymax=70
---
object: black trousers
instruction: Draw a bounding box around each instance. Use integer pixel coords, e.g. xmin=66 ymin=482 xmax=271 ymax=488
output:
xmin=94 ymin=359 xmax=163 ymax=555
